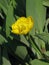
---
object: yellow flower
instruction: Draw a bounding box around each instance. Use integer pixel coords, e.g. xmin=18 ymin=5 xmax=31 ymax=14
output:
xmin=11 ymin=16 xmax=34 ymax=35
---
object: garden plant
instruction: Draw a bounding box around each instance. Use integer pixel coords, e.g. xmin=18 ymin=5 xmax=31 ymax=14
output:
xmin=0 ymin=0 xmax=49 ymax=65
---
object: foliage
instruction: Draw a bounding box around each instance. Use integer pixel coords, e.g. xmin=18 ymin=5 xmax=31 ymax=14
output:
xmin=0 ymin=0 xmax=49 ymax=65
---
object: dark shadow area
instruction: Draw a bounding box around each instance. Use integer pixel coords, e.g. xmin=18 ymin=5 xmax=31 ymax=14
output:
xmin=0 ymin=16 xmax=4 ymax=26
xmin=45 ymin=43 xmax=49 ymax=51
xmin=8 ymin=50 xmax=26 ymax=65
xmin=47 ymin=23 xmax=49 ymax=32
xmin=24 ymin=35 xmax=36 ymax=60
xmin=0 ymin=10 xmax=6 ymax=32
xmin=43 ymin=7 xmax=49 ymax=32
xmin=26 ymin=47 xmax=36 ymax=60
xmin=46 ymin=7 xmax=49 ymax=32
xmin=1 ymin=38 xmax=27 ymax=65
xmin=6 ymin=35 xmax=35 ymax=65
xmin=46 ymin=7 xmax=49 ymax=19
xmin=40 ymin=55 xmax=49 ymax=63
xmin=14 ymin=0 xmax=26 ymax=17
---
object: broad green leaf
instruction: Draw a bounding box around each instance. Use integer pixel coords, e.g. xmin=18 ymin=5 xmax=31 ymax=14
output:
xmin=29 ymin=37 xmax=43 ymax=59
xmin=0 ymin=0 xmax=8 ymax=9
xmin=12 ymin=0 xmax=16 ymax=8
xmin=2 ymin=46 xmax=11 ymax=65
xmin=34 ymin=36 xmax=46 ymax=52
xmin=0 ymin=0 xmax=10 ymax=15
xmin=7 ymin=39 xmax=29 ymax=61
xmin=44 ymin=51 xmax=49 ymax=57
xmin=20 ymin=35 xmax=30 ymax=47
xmin=15 ymin=46 xmax=28 ymax=60
xmin=0 ymin=34 xmax=8 ymax=45
xmin=35 ymin=32 xmax=49 ymax=44
xmin=20 ymin=34 xmax=43 ymax=59
xmin=44 ymin=18 xmax=49 ymax=32
xmin=6 ymin=4 xmax=15 ymax=37
xmin=43 ymin=0 xmax=49 ymax=7
xmin=26 ymin=0 xmax=46 ymax=33
xmin=0 ymin=3 xmax=7 ymax=15
xmin=30 ymin=59 xmax=49 ymax=65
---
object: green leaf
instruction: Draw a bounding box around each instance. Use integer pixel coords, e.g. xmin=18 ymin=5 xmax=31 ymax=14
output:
xmin=15 ymin=15 xmax=20 ymax=19
xmin=20 ymin=35 xmax=30 ymax=47
xmin=0 ymin=13 xmax=4 ymax=19
xmin=0 ymin=0 xmax=8 ymax=9
xmin=0 ymin=34 xmax=8 ymax=45
xmin=0 ymin=0 xmax=10 ymax=15
xmin=34 ymin=35 xmax=46 ymax=52
xmin=2 ymin=46 xmax=11 ymax=65
xmin=44 ymin=18 xmax=49 ymax=33
xmin=7 ymin=39 xmax=29 ymax=61
xmin=12 ymin=0 xmax=16 ymax=8
xmin=6 ymin=4 xmax=15 ymax=37
xmin=29 ymin=37 xmax=43 ymax=59
xmin=35 ymin=32 xmax=49 ymax=44
xmin=0 ymin=2 xmax=7 ymax=15
xmin=15 ymin=46 xmax=28 ymax=60
xmin=44 ymin=51 xmax=49 ymax=57
xmin=30 ymin=59 xmax=49 ymax=65
xmin=26 ymin=0 xmax=46 ymax=33
xmin=43 ymin=0 xmax=49 ymax=7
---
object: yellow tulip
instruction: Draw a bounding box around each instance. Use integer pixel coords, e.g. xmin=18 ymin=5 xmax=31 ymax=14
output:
xmin=11 ymin=16 xmax=34 ymax=35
